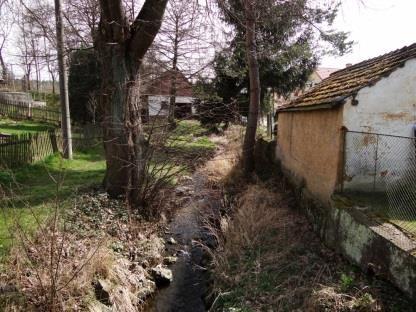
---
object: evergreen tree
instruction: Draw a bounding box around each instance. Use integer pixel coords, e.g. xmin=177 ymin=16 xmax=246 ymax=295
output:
xmin=68 ymin=49 xmax=101 ymax=124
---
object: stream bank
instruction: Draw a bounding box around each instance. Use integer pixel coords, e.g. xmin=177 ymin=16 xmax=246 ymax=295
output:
xmin=145 ymin=172 xmax=222 ymax=312
xmin=145 ymin=127 xmax=242 ymax=312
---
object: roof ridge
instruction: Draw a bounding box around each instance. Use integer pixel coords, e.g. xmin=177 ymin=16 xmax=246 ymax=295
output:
xmin=279 ymin=42 xmax=416 ymax=111
xmin=331 ymin=43 xmax=416 ymax=77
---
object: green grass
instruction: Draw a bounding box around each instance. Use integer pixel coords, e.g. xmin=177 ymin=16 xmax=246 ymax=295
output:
xmin=0 ymin=146 xmax=106 ymax=256
xmin=0 ymin=119 xmax=214 ymax=257
xmin=168 ymin=120 xmax=216 ymax=155
xmin=0 ymin=118 xmax=55 ymax=136
xmin=173 ymin=119 xmax=209 ymax=137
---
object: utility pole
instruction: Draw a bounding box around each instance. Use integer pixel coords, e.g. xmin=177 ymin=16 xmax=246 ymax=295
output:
xmin=54 ymin=0 xmax=72 ymax=159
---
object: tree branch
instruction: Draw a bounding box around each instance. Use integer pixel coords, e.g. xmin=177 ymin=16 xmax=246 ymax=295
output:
xmin=129 ymin=0 xmax=168 ymax=64
xmin=99 ymin=0 xmax=127 ymax=42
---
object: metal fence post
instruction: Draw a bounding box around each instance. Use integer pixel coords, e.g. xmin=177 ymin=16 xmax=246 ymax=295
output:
xmin=340 ymin=128 xmax=347 ymax=193
xmin=373 ymin=134 xmax=379 ymax=192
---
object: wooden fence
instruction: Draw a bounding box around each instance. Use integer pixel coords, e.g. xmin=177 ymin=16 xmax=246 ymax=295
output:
xmin=0 ymin=126 xmax=102 ymax=169
xmin=0 ymin=100 xmax=61 ymax=125
xmin=0 ymin=130 xmax=61 ymax=168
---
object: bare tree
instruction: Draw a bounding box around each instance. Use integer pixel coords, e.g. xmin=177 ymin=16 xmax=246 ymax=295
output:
xmin=96 ymin=0 xmax=168 ymax=207
xmin=16 ymin=21 xmax=35 ymax=91
xmin=152 ymin=0 xmax=201 ymax=123
xmin=0 ymin=0 xmax=13 ymax=83
xmin=64 ymin=0 xmax=100 ymax=48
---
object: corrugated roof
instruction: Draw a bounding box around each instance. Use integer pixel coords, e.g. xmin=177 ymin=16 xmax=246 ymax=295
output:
xmin=278 ymin=43 xmax=416 ymax=111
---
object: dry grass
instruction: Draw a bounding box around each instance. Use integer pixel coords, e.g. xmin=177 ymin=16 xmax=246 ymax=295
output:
xmin=217 ymin=185 xmax=285 ymax=260
xmin=202 ymin=125 xmax=244 ymax=184
xmin=0 ymin=189 xmax=165 ymax=311
xmin=210 ymin=183 xmax=412 ymax=312
xmin=4 ymin=224 xmax=110 ymax=311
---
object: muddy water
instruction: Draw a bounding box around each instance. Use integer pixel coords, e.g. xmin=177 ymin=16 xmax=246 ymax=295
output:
xmin=146 ymin=173 xmax=221 ymax=312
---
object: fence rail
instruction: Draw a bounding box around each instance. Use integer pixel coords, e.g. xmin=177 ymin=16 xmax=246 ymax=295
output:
xmin=0 ymin=100 xmax=61 ymax=124
xmin=0 ymin=126 xmax=102 ymax=169
xmin=342 ymin=130 xmax=416 ymax=237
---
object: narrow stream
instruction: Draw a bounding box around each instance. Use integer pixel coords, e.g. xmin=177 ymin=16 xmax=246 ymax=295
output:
xmin=145 ymin=173 xmax=221 ymax=312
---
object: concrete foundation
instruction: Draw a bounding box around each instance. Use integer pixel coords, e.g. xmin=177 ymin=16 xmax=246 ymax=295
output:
xmin=281 ymin=165 xmax=416 ymax=301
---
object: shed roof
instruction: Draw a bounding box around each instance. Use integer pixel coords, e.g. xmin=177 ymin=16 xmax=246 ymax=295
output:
xmin=278 ymin=43 xmax=416 ymax=111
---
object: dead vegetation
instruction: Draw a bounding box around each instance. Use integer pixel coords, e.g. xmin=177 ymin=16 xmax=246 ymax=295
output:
xmin=0 ymin=188 xmax=167 ymax=311
xmin=0 ymin=120 xmax=219 ymax=311
xmin=208 ymin=166 xmax=412 ymax=311
xmin=201 ymin=125 xmax=244 ymax=185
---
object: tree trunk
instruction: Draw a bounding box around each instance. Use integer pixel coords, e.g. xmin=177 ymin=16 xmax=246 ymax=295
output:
xmin=54 ymin=0 xmax=73 ymax=159
xmin=33 ymin=39 xmax=40 ymax=93
xmin=100 ymin=48 xmax=146 ymax=200
xmin=168 ymin=19 xmax=179 ymax=124
xmin=0 ymin=52 xmax=7 ymax=82
xmin=242 ymin=0 xmax=260 ymax=176
xmin=26 ymin=71 xmax=31 ymax=91
xmin=51 ymin=74 xmax=56 ymax=94
xmin=97 ymin=0 xmax=168 ymax=207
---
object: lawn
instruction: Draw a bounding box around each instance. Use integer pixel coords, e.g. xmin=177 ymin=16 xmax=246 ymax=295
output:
xmin=168 ymin=120 xmax=216 ymax=157
xmin=0 ymin=119 xmax=215 ymax=257
xmin=0 ymin=146 xmax=106 ymax=257
xmin=0 ymin=118 xmax=55 ymax=135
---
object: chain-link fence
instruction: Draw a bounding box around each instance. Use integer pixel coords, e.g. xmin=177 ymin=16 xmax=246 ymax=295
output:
xmin=343 ymin=130 xmax=416 ymax=237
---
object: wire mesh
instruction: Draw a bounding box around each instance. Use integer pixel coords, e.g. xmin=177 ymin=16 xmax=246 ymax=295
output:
xmin=343 ymin=131 xmax=416 ymax=238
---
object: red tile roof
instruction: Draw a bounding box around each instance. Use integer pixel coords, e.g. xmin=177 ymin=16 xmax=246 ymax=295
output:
xmin=144 ymin=70 xmax=193 ymax=97
xmin=278 ymin=43 xmax=416 ymax=111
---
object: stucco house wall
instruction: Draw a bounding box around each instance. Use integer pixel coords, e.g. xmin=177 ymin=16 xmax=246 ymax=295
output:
xmin=343 ymin=59 xmax=416 ymax=136
xmin=277 ymin=106 xmax=344 ymax=202
xmin=343 ymin=59 xmax=416 ymax=192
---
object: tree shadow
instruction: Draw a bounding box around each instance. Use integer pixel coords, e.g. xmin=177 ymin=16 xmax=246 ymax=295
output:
xmin=0 ymin=122 xmax=53 ymax=134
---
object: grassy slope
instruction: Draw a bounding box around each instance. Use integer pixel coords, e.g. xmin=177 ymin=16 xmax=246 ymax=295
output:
xmin=0 ymin=118 xmax=54 ymax=135
xmin=0 ymin=120 xmax=214 ymax=257
xmin=0 ymin=146 xmax=106 ymax=256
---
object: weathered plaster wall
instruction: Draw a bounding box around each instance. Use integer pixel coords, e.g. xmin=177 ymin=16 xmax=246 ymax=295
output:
xmin=276 ymin=107 xmax=344 ymax=202
xmin=343 ymin=59 xmax=416 ymax=191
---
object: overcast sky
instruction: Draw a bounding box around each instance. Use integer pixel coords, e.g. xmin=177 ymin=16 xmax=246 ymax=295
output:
xmin=321 ymin=0 xmax=415 ymax=69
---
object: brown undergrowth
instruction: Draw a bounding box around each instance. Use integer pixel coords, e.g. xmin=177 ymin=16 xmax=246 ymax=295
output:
xmin=0 ymin=120 xmax=220 ymax=311
xmin=0 ymin=188 xmax=168 ymax=312
xmin=202 ymin=135 xmax=413 ymax=311
xmin=210 ymin=181 xmax=413 ymax=311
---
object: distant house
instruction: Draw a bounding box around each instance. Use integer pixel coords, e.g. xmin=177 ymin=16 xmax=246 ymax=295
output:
xmin=143 ymin=70 xmax=195 ymax=119
xmin=273 ymin=67 xmax=340 ymax=108
xmin=276 ymin=44 xmax=416 ymax=202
